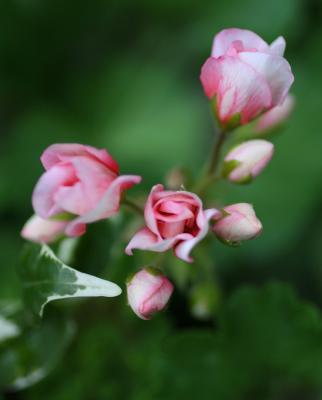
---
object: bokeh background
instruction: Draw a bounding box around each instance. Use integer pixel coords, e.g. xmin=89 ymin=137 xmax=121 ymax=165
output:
xmin=1 ymin=0 xmax=322 ymax=399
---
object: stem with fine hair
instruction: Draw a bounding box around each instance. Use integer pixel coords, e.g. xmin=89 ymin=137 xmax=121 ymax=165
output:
xmin=194 ymin=128 xmax=227 ymax=196
xmin=123 ymin=197 xmax=144 ymax=215
xmin=207 ymin=129 xmax=226 ymax=176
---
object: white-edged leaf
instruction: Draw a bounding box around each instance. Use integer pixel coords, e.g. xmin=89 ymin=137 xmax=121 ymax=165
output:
xmin=0 ymin=316 xmax=20 ymax=343
xmin=19 ymin=244 xmax=122 ymax=317
xmin=0 ymin=318 xmax=75 ymax=391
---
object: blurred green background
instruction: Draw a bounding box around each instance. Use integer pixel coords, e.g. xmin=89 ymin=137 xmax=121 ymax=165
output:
xmin=1 ymin=0 xmax=322 ymax=398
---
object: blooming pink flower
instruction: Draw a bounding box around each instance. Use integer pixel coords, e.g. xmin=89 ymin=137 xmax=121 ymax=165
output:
xmin=212 ymin=203 xmax=262 ymax=245
xmin=255 ymin=94 xmax=295 ymax=134
xmin=32 ymin=144 xmax=141 ymax=237
xmin=21 ymin=215 xmax=68 ymax=243
xmin=223 ymin=139 xmax=274 ymax=183
xmin=125 ymin=184 xmax=218 ymax=263
xmin=127 ymin=267 xmax=174 ymax=320
xmin=200 ymin=28 xmax=294 ymax=126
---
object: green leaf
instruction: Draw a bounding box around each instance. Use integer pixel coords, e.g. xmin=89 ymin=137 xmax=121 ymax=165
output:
xmin=0 ymin=318 xmax=74 ymax=391
xmin=19 ymin=244 xmax=122 ymax=317
xmin=157 ymin=283 xmax=322 ymax=399
xmin=0 ymin=315 xmax=20 ymax=343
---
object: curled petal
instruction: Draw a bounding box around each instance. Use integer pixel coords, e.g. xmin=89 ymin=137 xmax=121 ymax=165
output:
xmin=66 ymin=175 xmax=142 ymax=237
xmin=41 ymin=143 xmax=119 ymax=174
xmin=144 ymin=184 xmax=164 ymax=235
xmin=32 ymin=164 xmax=76 ymax=218
xmin=174 ymin=208 xmax=219 ymax=263
xmin=125 ymin=227 xmax=192 ymax=256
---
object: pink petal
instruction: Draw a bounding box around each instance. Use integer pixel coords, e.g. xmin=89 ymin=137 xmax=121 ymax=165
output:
xmin=238 ymin=52 xmax=294 ymax=105
xmin=125 ymin=227 xmax=192 ymax=255
xmin=158 ymin=220 xmax=186 ymax=238
xmin=269 ymin=36 xmax=286 ymax=56
xmin=211 ymin=28 xmax=269 ymax=58
xmin=32 ymin=164 xmax=76 ymax=218
xmin=125 ymin=228 xmax=160 ymax=255
xmin=140 ymin=278 xmax=174 ymax=319
xmin=41 ymin=143 xmax=119 ymax=174
xmin=54 ymin=156 xmax=116 ymax=215
xmin=201 ymin=56 xmax=272 ymax=123
xmin=144 ymin=184 xmax=165 ymax=236
xmin=154 ymin=200 xmax=194 ymax=223
xmin=256 ymin=94 xmax=295 ymax=133
xmin=174 ymin=208 xmax=219 ymax=262
xmin=65 ymin=175 xmax=141 ymax=237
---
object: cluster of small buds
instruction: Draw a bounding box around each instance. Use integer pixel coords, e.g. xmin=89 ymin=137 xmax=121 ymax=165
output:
xmin=21 ymin=28 xmax=294 ymax=320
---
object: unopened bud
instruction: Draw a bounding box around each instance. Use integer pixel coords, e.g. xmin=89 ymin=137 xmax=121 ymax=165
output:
xmin=21 ymin=215 xmax=67 ymax=243
xmin=212 ymin=203 xmax=262 ymax=245
xmin=190 ymin=283 xmax=221 ymax=320
xmin=126 ymin=267 xmax=174 ymax=320
xmin=223 ymin=139 xmax=274 ymax=183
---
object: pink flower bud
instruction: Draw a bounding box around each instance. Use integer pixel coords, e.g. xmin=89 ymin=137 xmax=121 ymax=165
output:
xmin=212 ymin=203 xmax=262 ymax=245
xmin=223 ymin=139 xmax=274 ymax=183
xmin=200 ymin=28 xmax=294 ymax=128
xmin=125 ymin=185 xmax=218 ymax=263
xmin=21 ymin=215 xmax=68 ymax=243
xmin=255 ymin=94 xmax=295 ymax=134
xmin=126 ymin=267 xmax=174 ymax=320
xmin=31 ymin=144 xmax=141 ymax=238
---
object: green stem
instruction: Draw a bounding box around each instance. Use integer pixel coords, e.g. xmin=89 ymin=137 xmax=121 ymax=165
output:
xmin=123 ymin=198 xmax=144 ymax=215
xmin=207 ymin=129 xmax=226 ymax=176
xmin=194 ymin=128 xmax=227 ymax=196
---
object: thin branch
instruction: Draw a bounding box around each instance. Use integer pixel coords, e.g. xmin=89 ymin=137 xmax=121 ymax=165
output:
xmin=123 ymin=198 xmax=144 ymax=215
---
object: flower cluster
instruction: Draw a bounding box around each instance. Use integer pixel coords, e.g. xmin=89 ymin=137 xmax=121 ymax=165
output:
xmin=22 ymin=28 xmax=294 ymax=320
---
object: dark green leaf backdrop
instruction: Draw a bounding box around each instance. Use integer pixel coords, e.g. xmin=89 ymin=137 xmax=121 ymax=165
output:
xmin=1 ymin=0 xmax=322 ymax=398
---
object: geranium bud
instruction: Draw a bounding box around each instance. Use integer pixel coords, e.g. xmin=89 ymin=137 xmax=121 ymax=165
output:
xmin=255 ymin=94 xmax=295 ymax=134
xmin=200 ymin=28 xmax=294 ymax=128
xmin=212 ymin=203 xmax=262 ymax=245
xmin=223 ymin=139 xmax=274 ymax=183
xmin=32 ymin=143 xmax=141 ymax=237
xmin=190 ymin=283 xmax=221 ymax=320
xmin=127 ymin=267 xmax=174 ymax=320
xmin=125 ymin=184 xmax=218 ymax=263
xmin=21 ymin=215 xmax=67 ymax=243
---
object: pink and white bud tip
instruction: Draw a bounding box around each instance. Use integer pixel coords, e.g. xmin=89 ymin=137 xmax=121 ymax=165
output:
xmin=212 ymin=203 xmax=262 ymax=246
xmin=126 ymin=267 xmax=174 ymax=320
xmin=21 ymin=215 xmax=67 ymax=243
xmin=223 ymin=139 xmax=274 ymax=183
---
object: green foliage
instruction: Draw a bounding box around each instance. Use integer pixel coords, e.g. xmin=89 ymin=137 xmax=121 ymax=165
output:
xmin=19 ymin=244 xmax=122 ymax=317
xmin=0 ymin=318 xmax=74 ymax=391
xmin=159 ymin=283 xmax=322 ymax=399
xmin=22 ymin=283 xmax=322 ymax=399
xmin=0 ymin=0 xmax=322 ymax=398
